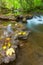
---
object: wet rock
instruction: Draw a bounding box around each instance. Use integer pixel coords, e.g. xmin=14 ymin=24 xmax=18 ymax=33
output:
xmin=26 ymin=14 xmax=33 ymax=20
xmin=16 ymin=15 xmax=23 ymax=22
xmin=0 ymin=14 xmax=16 ymax=21
xmin=18 ymin=30 xmax=31 ymax=40
xmin=36 ymin=15 xmax=41 ymax=18
xmin=22 ymin=17 xmax=27 ymax=23
xmin=3 ymin=57 xmax=10 ymax=63
xmin=38 ymin=19 xmax=42 ymax=21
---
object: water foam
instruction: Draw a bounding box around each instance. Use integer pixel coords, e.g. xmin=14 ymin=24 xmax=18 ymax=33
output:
xmin=26 ymin=15 xmax=43 ymax=32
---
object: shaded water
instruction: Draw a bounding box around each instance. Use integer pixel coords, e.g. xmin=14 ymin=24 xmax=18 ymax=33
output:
xmin=15 ymin=15 xmax=43 ymax=65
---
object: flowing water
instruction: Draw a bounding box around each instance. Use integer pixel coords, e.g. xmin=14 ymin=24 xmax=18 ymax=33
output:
xmin=26 ymin=15 xmax=43 ymax=32
xmin=26 ymin=15 xmax=43 ymax=47
xmin=16 ymin=15 xmax=43 ymax=65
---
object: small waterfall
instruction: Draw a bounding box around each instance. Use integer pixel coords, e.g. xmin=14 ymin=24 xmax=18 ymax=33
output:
xmin=26 ymin=15 xmax=43 ymax=32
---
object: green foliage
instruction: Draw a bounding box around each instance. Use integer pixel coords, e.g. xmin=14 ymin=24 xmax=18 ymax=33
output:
xmin=34 ymin=0 xmax=42 ymax=7
xmin=0 ymin=0 xmax=43 ymax=14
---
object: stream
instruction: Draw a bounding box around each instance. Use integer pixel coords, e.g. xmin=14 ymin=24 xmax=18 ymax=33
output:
xmin=16 ymin=15 xmax=43 ymax=65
